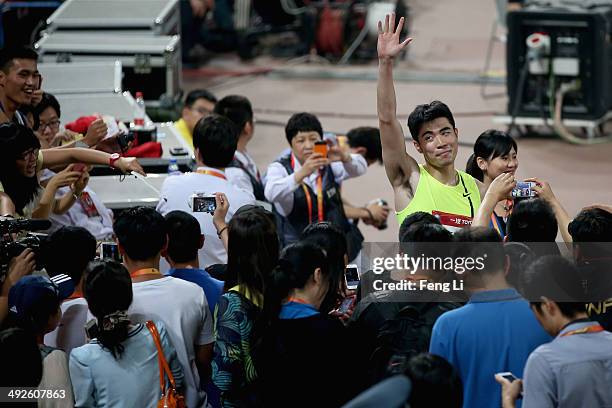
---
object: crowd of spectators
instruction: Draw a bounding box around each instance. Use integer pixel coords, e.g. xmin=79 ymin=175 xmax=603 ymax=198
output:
xmin=0 ymin=12 xmax=611 ymax=408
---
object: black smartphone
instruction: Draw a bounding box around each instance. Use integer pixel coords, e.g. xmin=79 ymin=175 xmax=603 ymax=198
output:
xmin=337 ymin=295 xmax=356 ymax=314
xmin=100 ymin=242 xmax=122 ymax=262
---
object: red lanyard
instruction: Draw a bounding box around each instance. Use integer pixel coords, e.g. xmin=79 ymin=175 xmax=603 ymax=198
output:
xmin=291 ymin=155 xmax=324 ymax=223
xmin=560 ymin=324 xmax=604 ymax=337
xmin=130 ymin=268 xmax=162 ymax=279
xmin=195 ymin=168 xmax=227 ymax=180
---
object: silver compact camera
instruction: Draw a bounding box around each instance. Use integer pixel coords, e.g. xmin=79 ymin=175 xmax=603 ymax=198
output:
xmin=191 ymin=193 xmax=216 ymax=213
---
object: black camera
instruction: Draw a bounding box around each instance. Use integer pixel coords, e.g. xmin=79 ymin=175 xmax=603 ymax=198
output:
xmin=117 ymin=132 xmax=135 ymax=152
xmin=0 ymin=218 xmax=51 ymax=276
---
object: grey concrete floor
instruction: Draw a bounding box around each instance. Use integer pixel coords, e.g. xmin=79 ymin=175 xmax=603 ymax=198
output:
xmin=184 ymin=0 xmax=612 ymax=242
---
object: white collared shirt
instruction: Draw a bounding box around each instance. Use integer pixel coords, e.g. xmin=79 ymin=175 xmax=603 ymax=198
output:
xmin=156 ymin=166 xmax=255 ymax=267
xmin=264 ymin=153 xmax=367 ymax=216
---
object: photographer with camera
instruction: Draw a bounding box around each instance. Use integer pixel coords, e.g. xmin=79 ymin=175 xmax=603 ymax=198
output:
xmin=0 ymin=123 xmax=145 ymax=219
xmin=157 ymin=114 xmax=254 ymax=267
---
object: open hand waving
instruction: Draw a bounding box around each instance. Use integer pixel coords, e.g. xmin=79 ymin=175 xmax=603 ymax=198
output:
xmin=377 ymin=13 xmax=413 ymax=60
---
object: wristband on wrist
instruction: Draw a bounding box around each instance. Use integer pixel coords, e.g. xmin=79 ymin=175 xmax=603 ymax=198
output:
xmin=216 ymin=225 xmax=228 ymax=239
xmin=109 ymin=153 xmax=121 ymax=168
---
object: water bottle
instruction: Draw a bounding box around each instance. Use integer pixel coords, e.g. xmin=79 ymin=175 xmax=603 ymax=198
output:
xmin=167 ymin=158 xmax=181 ymax=176
xmin=134 ymin=91 xmax=145 ymax=127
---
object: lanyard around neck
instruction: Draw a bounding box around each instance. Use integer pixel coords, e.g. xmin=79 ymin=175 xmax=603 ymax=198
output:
xmin=559 ymin=318 xmax=604 ymax=337
xmin=130 ymin=268 xmax=162 ymax=279
xmin=67 ymin=289 xmax=84 ymax=300
xmin=291 ymin=154 xmax=324 ymax=223
xmin=195 ymin=168 xmax=227 ymax=180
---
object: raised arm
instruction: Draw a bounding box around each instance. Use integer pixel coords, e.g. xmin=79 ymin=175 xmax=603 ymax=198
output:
xmin=377 ymin=14 xmax=418 ymax=191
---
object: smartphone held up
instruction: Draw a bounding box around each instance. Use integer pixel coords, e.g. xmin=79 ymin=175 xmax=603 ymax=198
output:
xmin=314 ymin=140 xmax=329 ymax=157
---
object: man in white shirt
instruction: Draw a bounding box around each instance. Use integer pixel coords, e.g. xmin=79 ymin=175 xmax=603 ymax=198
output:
xmin=213 ymin=95 xmax=265 ymax=201
xmin=157 ymin=114 xmax=254 ymax=267
xmin=496 ymin=255 xmax=612 ymax=408
xmin=264 ymin=112 xmax=367 ymax=252
xmin=44 ymin=226 xmax=97 ymax=355
xmin=113 ymin=207 xmax=214 ymax=408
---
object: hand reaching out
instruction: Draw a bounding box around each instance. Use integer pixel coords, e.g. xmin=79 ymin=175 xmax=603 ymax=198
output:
xmin=377 ymin=13 xmax=413 ymax=60
xmin=7 ymin=249 xmax=36 ymax=286
xmin=115 ymin=157 xmax=146 ymax=176
xmin=48 ymin=165 xmax=82 ymax=190
xmin=83 ymin=118 xmax=108 ymax=147
xmin=524 ymin=178 xmax=556 ymax=204
xmin=51 ymin=129 xmax=81 ymax=147
xmin=488 ymin=173 xmax=517 ymax=202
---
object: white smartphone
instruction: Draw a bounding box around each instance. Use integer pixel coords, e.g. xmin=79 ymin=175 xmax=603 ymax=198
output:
xmin=345 ymin=264 xmax=360 ymax=290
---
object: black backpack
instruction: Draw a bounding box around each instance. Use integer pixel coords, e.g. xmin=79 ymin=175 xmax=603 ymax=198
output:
xmin=368 ymin=305 xmax=433 ymax=383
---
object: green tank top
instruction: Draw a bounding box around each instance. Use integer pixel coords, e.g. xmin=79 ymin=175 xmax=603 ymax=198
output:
xmin=396 ymin=165 xmax=481 ymax=232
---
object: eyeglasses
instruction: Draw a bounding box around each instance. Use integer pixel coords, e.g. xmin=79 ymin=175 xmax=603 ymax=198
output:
xmin=191 ymin=107 xmax=213 ymax=116
xmin=39 ymin=120 xmax=61 ymax=132
xmin=19 ymin=148 xmax=39 ymax=160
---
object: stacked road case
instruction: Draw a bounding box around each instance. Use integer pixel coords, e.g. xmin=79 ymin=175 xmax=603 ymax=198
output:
xmin=35 ymin=0 xmax=181 ymax=104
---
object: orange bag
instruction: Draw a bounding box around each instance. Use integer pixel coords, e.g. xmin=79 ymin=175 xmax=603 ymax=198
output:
xmin=146 ymin=321 xmax=186 ymax=408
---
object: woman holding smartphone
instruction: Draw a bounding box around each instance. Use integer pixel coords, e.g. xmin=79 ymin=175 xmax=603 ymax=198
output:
xmin=466 ymin=130 xmax=518 ymax=237
xmin=0 ymin=123 xmax=144 ymax=219
xmin=251 ymin=242 xmax=361 ymax=408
